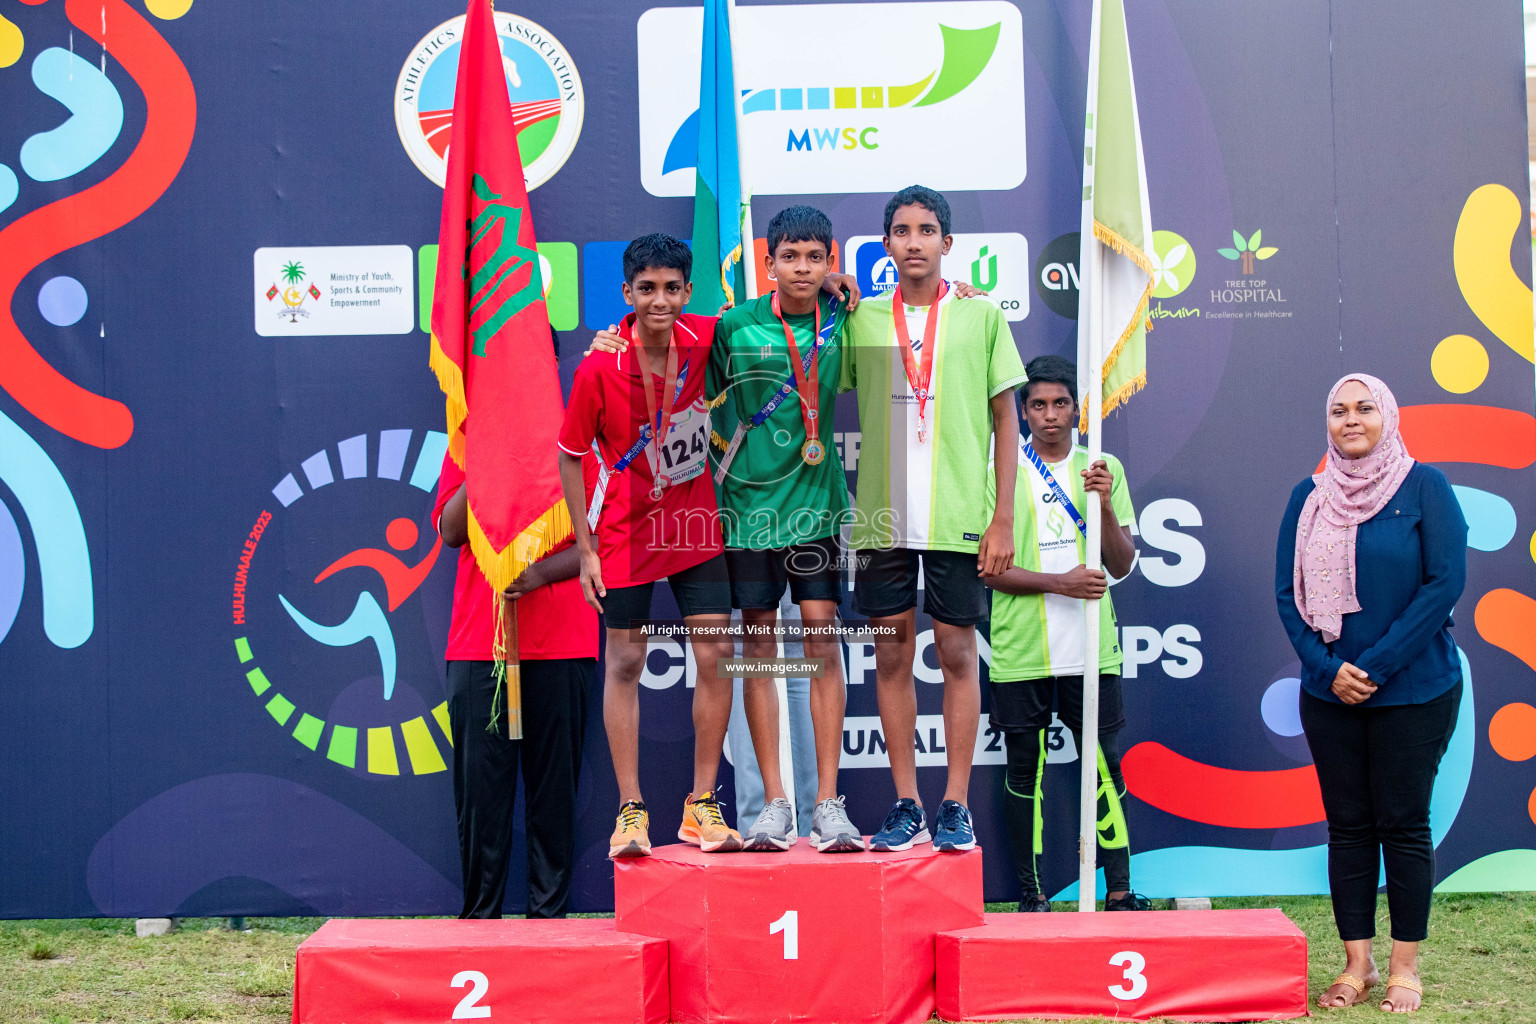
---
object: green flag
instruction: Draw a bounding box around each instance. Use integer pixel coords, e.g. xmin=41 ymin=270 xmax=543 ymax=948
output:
xmin=1079 ymin=0 xmax=1152 ymax=420
xmin=687 ymin=0 xmax=749 ymax=314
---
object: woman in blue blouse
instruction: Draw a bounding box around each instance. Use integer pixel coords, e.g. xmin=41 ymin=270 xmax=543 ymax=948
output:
xmin=1276 ymin=374 xmax=1466 ymax=1013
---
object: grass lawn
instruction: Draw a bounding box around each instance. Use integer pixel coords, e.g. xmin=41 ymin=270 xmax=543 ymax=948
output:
xmin=0 ymin=894 xmax=1531 ymax=1022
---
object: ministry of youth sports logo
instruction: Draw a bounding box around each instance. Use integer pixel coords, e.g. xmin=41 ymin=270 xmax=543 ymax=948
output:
xmin=395 ymin=13 xmax=584 ymax=190
xmin=230 ymin=428 xmax=456 ymax=777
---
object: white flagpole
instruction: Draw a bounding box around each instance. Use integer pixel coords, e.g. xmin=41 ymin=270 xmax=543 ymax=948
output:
xmin=724 ymin=0 xmax=757 ymax=301
xmin=722 ymin=0 xmax=787 ymax=822
xmin=1077 ymin=0 xmax=1105 ymax=914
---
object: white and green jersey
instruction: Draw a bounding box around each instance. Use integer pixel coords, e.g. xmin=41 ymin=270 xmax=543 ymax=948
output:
xmin=839 ymin=289 xmax=1027 ymax=552
xmin=985 ymin=443 xmax=1135 ymax=680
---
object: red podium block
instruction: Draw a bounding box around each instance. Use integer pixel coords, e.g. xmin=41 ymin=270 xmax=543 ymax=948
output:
xmin=292 ymin=917 xmax=668 ymax=1024
xmin=935 ymin=909 xmax=1307 ymax=1022
xmin=614 ymin=840 xmax=983 ymax=1024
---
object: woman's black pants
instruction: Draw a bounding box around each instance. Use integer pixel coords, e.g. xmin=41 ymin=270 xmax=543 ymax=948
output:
xmin=1300 ymin=680 xmax=1460 ymax=943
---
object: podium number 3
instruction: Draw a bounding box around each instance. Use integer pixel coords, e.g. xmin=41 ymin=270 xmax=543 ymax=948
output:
xmin=451 ymin=970 xmax=491 ymax=1019
xmin=1107 ymin=950 xmax=1147 ymax=1000
xmin=769 ymin=910 xmax=799 ymax=959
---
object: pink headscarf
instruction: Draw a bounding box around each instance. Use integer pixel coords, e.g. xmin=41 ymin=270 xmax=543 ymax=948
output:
xmin=1293 ymin=373 xmax=1415 ymax=643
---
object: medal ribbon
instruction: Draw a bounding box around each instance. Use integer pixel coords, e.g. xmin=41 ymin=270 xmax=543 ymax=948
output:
xmin=605 ymin=331 xmax=688 ymax=475
xmin=634 ymin=320 xmax=682 ymax=492
xmin=892 ymin=280 xmax=948 ymax=437
xmin=713 ymin=295 xmax=840 ymax=482
xmin=771 ymin=290 xmax=823 ymax=445
xmin=1022 ymin=440 xmax=1088 ymax=538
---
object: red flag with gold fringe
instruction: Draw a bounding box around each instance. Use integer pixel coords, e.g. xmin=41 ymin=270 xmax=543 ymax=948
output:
xmin=428 ymin=0 xmax=571 ymax=737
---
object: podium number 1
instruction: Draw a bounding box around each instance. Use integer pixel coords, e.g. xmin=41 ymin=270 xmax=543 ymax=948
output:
xmin=1107 ymin=950 xmax=1147 ymax=1000
xmin=451 ymin=970 xmax=491 ymax=1018
xmin=769 ymin=910 xmax=799 ymax=959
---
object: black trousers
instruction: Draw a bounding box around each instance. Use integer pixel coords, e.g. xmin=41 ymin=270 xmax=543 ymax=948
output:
xmin=447 ymin=657 xmax=593 ymax=919
xmin=1300 ymin=680 xmax=1461 ymax=942
xmin=991 ymin=675 xmax=1131 ymax=897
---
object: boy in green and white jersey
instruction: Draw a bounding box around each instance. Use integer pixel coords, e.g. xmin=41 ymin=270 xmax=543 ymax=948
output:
xmin=981 ymin=354 xmax=1149 ymax=911
xmin=840 ymin=185 xmax=1028 ymax=853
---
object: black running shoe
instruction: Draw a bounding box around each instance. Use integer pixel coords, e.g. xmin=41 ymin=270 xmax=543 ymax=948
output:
xmin=1105 ymin=891 xmax=1153 ymax=911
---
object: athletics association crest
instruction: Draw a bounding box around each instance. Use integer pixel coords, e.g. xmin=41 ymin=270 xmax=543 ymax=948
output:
xmin=394 ymin=12 xmax=584 ymax=190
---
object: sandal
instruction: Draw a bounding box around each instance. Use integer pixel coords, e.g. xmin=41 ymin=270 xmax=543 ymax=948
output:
xmin=1380 ymin=974 xmax=1423 ymax=1013
xmin=1318 ymin=972 xmax=1376 ymax=1008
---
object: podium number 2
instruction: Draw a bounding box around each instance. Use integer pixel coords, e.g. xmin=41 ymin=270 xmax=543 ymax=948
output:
xmin=769 ymin=910 xmax=799 ymax=959
xmin=1107 ymin=951 xmax=1147 ymax=1000
xmin=451 ymin=970 xmax=491 ymax=1019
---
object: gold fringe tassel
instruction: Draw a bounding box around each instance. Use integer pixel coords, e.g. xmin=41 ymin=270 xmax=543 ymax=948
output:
xmin=707 ymin=392 xmax=729 ymax=411
xmin=1092 ymin=219 xmax=1155 ymax=276
xmin=466 ymin=498 xmax=573 ymax=597
xmin=710 ymin=428 xmax=731 ymax=451
xmin=720 ymin=243 xmax=742 ymax=307
xmin=1102 ymin=369 xmax=1148 ymax=418
xmin=428 ymin=330 xmax=468 ymax=469
xmin=1078 ymin=267 xmax=1153 ymax=433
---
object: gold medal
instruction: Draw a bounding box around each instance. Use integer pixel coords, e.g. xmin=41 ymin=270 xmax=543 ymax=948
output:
xmin=802 ymin=439 xmax=826 ymax=465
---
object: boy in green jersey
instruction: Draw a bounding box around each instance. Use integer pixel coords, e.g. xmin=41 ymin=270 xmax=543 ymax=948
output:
xmin=981 ymin=354 xmax=1149 ymax=911
xmin=840 ymin=185 xmax=1028 ymax=853
xmin=708 ymin=206 xmax=863 ymax=852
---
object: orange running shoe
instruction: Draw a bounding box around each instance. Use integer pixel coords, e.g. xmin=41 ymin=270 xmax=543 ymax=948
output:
xmin=609 ymin=800 xmax=652 ymax=859
xmin=678 ymin=791 xmax=743 ymax=852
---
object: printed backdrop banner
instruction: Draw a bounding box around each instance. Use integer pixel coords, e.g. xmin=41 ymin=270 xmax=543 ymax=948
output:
xmin=1 ymin=0 xmax=1533 ymax=917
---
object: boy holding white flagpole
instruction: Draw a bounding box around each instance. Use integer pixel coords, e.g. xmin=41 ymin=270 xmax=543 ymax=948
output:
xmin=1075 ymin=0 xmax=1155 ymax=910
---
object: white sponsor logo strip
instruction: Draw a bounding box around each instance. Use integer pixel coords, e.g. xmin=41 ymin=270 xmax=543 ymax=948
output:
xmin=637 ymin=2 xmax=1026 ymax=197
xmin=254 ymin=246 xmax=414 ymax=338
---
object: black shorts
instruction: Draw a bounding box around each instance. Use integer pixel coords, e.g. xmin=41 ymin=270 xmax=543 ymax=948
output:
xmin=725 ymin=537 xmax=843 ymax=610
xmin=852 ymin=548 xmax=988 ymax=626
xmin=602 ymin=553 xmax=732 ymax=630
xmin=988 ymin=674 xmax=1126 ymax=736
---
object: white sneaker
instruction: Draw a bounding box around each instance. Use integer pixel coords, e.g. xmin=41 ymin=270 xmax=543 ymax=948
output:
xmin=743 ymin=797 xmax=794 ymax=851
xmin=810 ymin=796 xmax=865 ymax=852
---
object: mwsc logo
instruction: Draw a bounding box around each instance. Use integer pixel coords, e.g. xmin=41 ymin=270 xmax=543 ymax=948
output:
xmin=638 ymin=2 xmax=1025 ymax=197
xmin=395 ymin=14 xmax=584 ymax=190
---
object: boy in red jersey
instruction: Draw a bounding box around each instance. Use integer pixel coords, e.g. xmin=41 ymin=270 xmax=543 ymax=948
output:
xmin=558 ymin=234 xmax=740 ymax=857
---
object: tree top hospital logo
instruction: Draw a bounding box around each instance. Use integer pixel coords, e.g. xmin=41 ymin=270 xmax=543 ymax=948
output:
xmin=230 ymin=428 xmax=457 ymax=778
xmin=395 ymin=13 xmax=584 ymax=190
xmin=638 ymin=1 xmax=1025 ymax=197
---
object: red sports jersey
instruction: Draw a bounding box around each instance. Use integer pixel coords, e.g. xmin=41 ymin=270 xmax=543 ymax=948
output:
xmin=433 ymin=452 xmax=598 ymax=662
xmin=557 ymin=312 xmax=722 ymax=588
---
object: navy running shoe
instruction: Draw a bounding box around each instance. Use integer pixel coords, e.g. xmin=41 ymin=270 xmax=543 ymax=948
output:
xmin=932 ymin=799 xmax=977 ymax=851
xmin=869 ymin=798 xmax=930 ymax=851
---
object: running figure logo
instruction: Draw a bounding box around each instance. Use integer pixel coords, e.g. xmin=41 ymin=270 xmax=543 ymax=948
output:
xmin=278 ymin=517 xmax=441 ymax=701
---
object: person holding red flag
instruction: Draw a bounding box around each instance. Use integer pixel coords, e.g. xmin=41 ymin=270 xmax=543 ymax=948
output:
xmin=427 ymin=0 xmax=594 ymax=911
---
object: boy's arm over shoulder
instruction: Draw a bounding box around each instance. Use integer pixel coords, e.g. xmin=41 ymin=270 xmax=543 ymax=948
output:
xmin=982 ymin=301 xmax=1028 ymax=397
xmin=837 ymin=302 xmax=860 ymax=393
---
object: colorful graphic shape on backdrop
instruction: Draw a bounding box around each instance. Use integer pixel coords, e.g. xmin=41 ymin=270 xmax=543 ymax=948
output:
xmin=0 ymin=0 xmax=195 ymax=451
xmin=232 ymin=429 xmax=452 ymax=778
